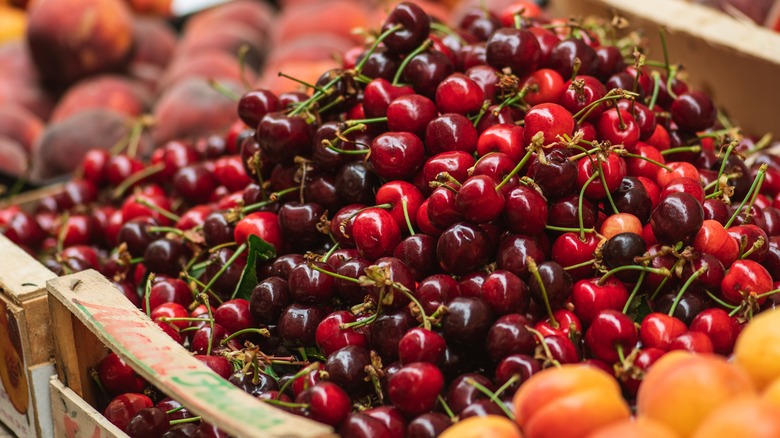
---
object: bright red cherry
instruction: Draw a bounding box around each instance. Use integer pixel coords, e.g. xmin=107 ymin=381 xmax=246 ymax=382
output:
xmin=639 ymin=313 xmax=688 ymax=351
xmin=584 ymin=309 xmax=638 ymax=363
xmin=721 ymin=259 xmax=773 ymax=305
xmin=571 ymin=278 xmax=629 ymax=327
xmin=523 ymin=103 xmax=574 ymax=146
xmin=233 ymin=212 xmax=283 ymax=253
xmin=387 ymin=362 xmax=444 ymax=416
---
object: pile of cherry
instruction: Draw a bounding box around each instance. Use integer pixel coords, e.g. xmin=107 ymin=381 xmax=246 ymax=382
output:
xmin=4 ymin=2 xmax=780 ymax=437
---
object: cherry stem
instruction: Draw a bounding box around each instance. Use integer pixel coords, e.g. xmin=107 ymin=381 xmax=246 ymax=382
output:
xmin=277 ymin=72 xmax=326 ymax=93
xmin=596 ymin=157 xmax=619 ymax=214
xmin=242 ymin=187 xmax=299 ymax=213
xmin=144 ymin=273 xmax=156 ymax=318
xmin=56 ymin=212 xmax=70 ymax=255
xmin=659 ymin=145 xmax=701 ymax=156
xmin=134 ymin=198 xmax=181 ymax=222
xmin=573 ymin=90 xmax=636 ymax=123
xmin=200 ymin=243 xmax=248 ymax=299
xmin=619 ymin=152 xmax=673 ymax=172
xmin=526 ymin=326 xmax=561 ymax=369
xmin=745 ymin=133 xmax=773 ymax=156
xmin=430 ymin=22 xmax=466 ymax=45
xmin=563 ymin=258 xmax=597 ymax=271
xmin=647 ymin=71 xmax=661 ymax=110
xmin=527 ymin=256 xmax=558 ymax=329
xmin=262 ymin=399 xmax=308 ymax=409
xmin=318 ymin=95 xmax=346 ymax=114
xmin=705 ymin=190 xmax=723 ymax=200
xmin=393 ymin=283 xmax=432 ymax=331
xmin=309 ymin=262 xmax=359 ymax=284
xmin=464 ymin=377 xmax=516 ymax=420
xmin=401 ymin=199 xmax=415 ymax=235
xmin=276 ymin=363 xmax=320 ymax=400
xmin=668 ymin=264 xmax=708 ymax=317
xmin=200 ymin=293 xmax=216 ymax=356
xmin=112 ymin=163 xmax=165 ymax=199
xmin=545 ymin=225 xmax=595 ymax=233
xmin=713 ymin=140 xmax=738 ymax=194
xmin=437 ymin=395 xmax=456 ymax=421
xmin=354 ymin=24 xmax=403 ymax=74
xmin=725 ymin=164 xmax=768 ymax=229
xmin=323 ymin=139 xmax=370 ymax=155
xmin=169 ymin=417 xmax=202 ymax=426
xmin=566 ymin=146 xmax=600 ymax=162
xmin=88 ymin=368 xmax=110 ymax=401
xmin=220 ymin=328 xmax=271 ymax=346
xmin=621 ymin=270 xmax=647 ymax=314
xmin=345 ymin=117 xmax=387 ymax=126
xmin=189 ymin=259 xmax=215 ymax=272
xmin=495 ymin=84 xmax=533 ymax=114
xmin=578 ymin=171 xmax=600 ymax=240
xmin=159 ymin=316 xmax=213 ymax=323
xmin=740 ymin=236 xmax=766 ymax=260
xmin=237 ymin=44 xmax=252 ymax=90
xmin=148 ymin=226 xmax=184 ymax=237
xmin=650 ymin=258 xmax=682 ymax=300
xmin=208 ymin=79 xmax=241 ymax=102
xmin=756 ymin=289 xmax=780 ymax=299
xmin=392 ymin=39 xmax=433 ymax=85
xmin=495 ymin=149 xmax=534 ymax=192
xmin=599 ymin=265 xmax=669 ymax=286
xmin=320 ymin=242 xmax=340 ymax=263
xmin=165 ymin=406 xmax=185 ymax=415
xmin=705 ymin=290 xmax=738 ymax=310
xmin=494 ymin=374 xmax=521 ymax=399
xmin=289 ymin=75 xmax=342 ymax=116
xmin=471 ymin=100 xmax=492 ymax=128
xmin=616 ymin=343 xmax=626 ymax=364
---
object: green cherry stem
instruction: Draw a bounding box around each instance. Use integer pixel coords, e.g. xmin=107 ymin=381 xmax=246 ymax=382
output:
xmin=354 ymin=24 xmax=403 ymax=74
xmin=668 ymin=264 xmax=708 ymax=317
xmin=622 ymin=270 xmax=647 ymax=314
xmin=725 ymin=164 xmax=768 ymax=229
xmin=464 ymin=377 xmax=516 ymax=420
xmin=200 ymin=243 xmax=248 ymax=298
xmin=144 ymin=273 xmax=156 ymax=318
xmin=660 ymin=145 xmax=701 ymax=156
xmin=599 ymin=265 xmax=669 ymax=286
xmin=563 ymin=258 xmax=597 ymax=271
xmin=596 ymin=157 xmax=619 ymax=214
xmin=545 ymin=225 xmax=595 ymax=233
xmin=169 ymin=417 xmax=202 ymax=426
xmin=527 ymin=256 xmax=558 ymax=329
xmin=220 ymin=328 xmax=271 ymax=346
xmin=392 ymin=39 xmax=433 ymax=85
xmin=578 ymin=171 xmax=600 ymax=240
xmin=704 ymin=290 xmax=738 ymax=310
xmin=401 ymin=199 xmax=416 ymax=235
xmin=713 ymin=140 xmax=738 ymax=194
xmin=495 ymin=149 xmax=534 ymax=192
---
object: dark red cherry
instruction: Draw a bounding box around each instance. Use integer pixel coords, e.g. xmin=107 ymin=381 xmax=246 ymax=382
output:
xmin=316 ymin=311 xmax=368 ymax=356
xmin=485 ymin=28 xmax=541 ymax=77
xmin=651 ymin=192 xmax=704 ymax=245
xmin=96 ymin=353 xmax=146 ymax=397
xmin=549 ymin=37 xmax=599 ymax=78
xmin=406 ymin=413 xmax=452 ymax=438
xmin=278 ymin=304 xmax=326 ymax=347
xmin=353 ymin=208 xmax=402 ymax=261
xmin=388 ymin=362 xmax=444 ymax=416
xmin=398 ymin=328 xmax=446 ymax=365
xmin=364 ymin=407 xmax=406 ymax=438
xmin=529 ymin=261 xmax=573 ymax=310
xmin=455 ymin=175 xmax=505 ymax=224
xmin=381 ymin=2 xmax=430 ymax=55
xmin=486 ymin=313 xmax=535 ymax=361
xmin=339 ymin=413 xmax=392 ymax=438
xmin=496 ymin=234 xmax=546 ymax=280
xmin=670 ymin=91 xmax=717 ymax=133
xmin=125 ymin=407 xmax=171 ymax=438
xmin=442 ymin=297 xmax=494 ymax=347
xmin=495 ymin=354 xmax=542 ymax=392
xmin=436 ymin=222 xmax=492 ymax=275
xmin=296 ymin=382 xmax=351 ymax=427
xmin=256 ymin=112 xmax=312 ymax=165
xmin=503 ymin=185 xmax=549 ymax=235
xmin=401 ymin=50 xmax=455 ymax=98
xmin=482 ymin=270 xmax=531 ymax=316
xmin=369 ymin=132 xmax=426 ymax=180
xmin=689 ymin=308 xmax=739 ymax=355
xmin=104 ymin=393 xmax=154 ymax=432
xmin=424 ymin=113 xmax=478 ymax=156
xmin=393 ymin=234 xmax=437 ymax=281
xmin=238 ymin=89 xmax=278 ymax=129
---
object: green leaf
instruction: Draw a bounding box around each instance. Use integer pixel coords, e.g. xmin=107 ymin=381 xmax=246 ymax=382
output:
xmin=626 ymin=293 xmax=653 ymax=322
xmin=231 ymin=234 xmax=276 ymax=300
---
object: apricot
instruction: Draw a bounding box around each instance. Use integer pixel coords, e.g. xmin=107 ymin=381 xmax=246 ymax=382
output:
xmin=440 ymin=415 xmax=523 ymax=438
xmin=0 ymin=5 xmax=25 ymax=43
xmin=586 ymin=417 xmax=680 ymax=438
xmin=158 ymin=51 xmax=251 ymax=93
xmin=26 ymin=0 xmax=134 ymax=87
xmin=152 ymin=78 xmax=241 ymax=145
xmin=513 ymin=365 xmax=630 ymax=438
xmin=692 ymin=397 xmax=780 ymax=438
xmin=0 ymin=104 xmax=43 ymax=152
xmin=762 ymin=378 xmax=780 ymax=408
xmin=0 ymin=41 xmax=55 ymax=120
xmin=31 ymin=110 xmax=153 ymax=180
xmin=637 ymin=352 xmax=755 ymax=437
xmin=734 ymin=308 xmax=780 ymax=390
xmin=50 ymin=75 xmax=151 ymax=122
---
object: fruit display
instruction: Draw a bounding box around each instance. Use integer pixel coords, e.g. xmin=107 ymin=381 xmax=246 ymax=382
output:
xmin=5 ymin=0 xmax=780 ymax=436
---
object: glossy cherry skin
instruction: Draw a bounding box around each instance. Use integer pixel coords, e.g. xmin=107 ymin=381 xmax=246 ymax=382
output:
xmin=296 ymin=382 xmax=351 ymax=427
xmin=528 ymin=149 xmax=578 ymax=200
xmin=393 ymin=234 xmax=437 ymax=281
xmin=585 ymin=309 xmax=639 ymax=363
xmin=416 ymin=274 xmax=459 ymax=315
xmin=639 ymin=312 xmax=688 ymax=351
xmin=435 ymin=73 xmax=485 ymax=115
xmin=482 ymin=270 xmax=531 ymax=316
xmin=486 ymin=313 xmax=536 ymax=361
xmin=125 ymin=407 xmax=171 ymax=438
xmin=576 ymin=153 xmax=627 ymax=200
xmin=387 ymin=362 xmax=444 ymax=416
xmin=370 ymin=311 xmax=416 ymax=363
xmin=363 ymin=78 xmax=414 ymax=118
xmin=559 ymin=75 xmax=607 ymax=121
xmin=455 ymin=175 xmax=505 ymax=224
xmin=529 ymin=261 xmax=573 ymax=310
xmin=721 ymin=259 xmax=773 ymax=305
xmin=249 ymin=277 xmax=290 ymax=324
xmin=496 ymin=233 xmax=546 ymax=280
xmin=523 ymin=103 xmax=575 ymax=146
xmin=670 ymin=91 xmax=716 ymax=132
xmin=669 ymin=331 xmax=714 ymax=354
xmin=352 ymin=208 xmax=402 ymax=261
xmin=551 ymin=232 xmax=600 ymax=280
xmin=549 ymin=37 xmax=599 ymax=78
xmin=596 ymin=108 xmax=640 ymax=151
xmin=339 ymin=413 xmax=392 ymax=438
xmin=421 ymin=151 xmax=476 ymax=191
xmin=619 ymin=347 xmax=664 ymax=398
xmin=728 ymin=224 xmax=769 ymax=263
xmin=495 ymin=354 xmax=542 ymax=392
xmin=376 ymin=180 xmax=425 ymax=233
xmin=381 ymin=2 xmax=430 ymax=55
xmin=386 ymin=94 xmax=437 ymax=136
xmin=278 ymin=304 xmax=326 ymax=347
xmin=398 ymin=328 xmax=446 ymax=365
xmin=288 ymin=262 xmax=336 ymax=304
xmin=476 ymin=125 xmax=525 ymax=164
xmin=485 ymin=27 xmax=541 ymax=77
xmin=369 ymin=132 xmax=426 ymax=180
xmin=402 ymin=50 xmax=455 ymax=98
xmin=315 ymin=311 xmax=368 ymax=357
xmin=233 ymin=212 xmax=283 ymax=253
xmin=96 ymin=353 xmax=146 ymax=397
xmin=502 ymin=184 xmax=548 ymax=235
xmin=436 ymin=222 xmax=492 ymax=275
xmin=103 ymin=393 xmax=154 ymax=432
xmin=424 ymin=113 xmax=478 ymax=156
xmin=442 ymin=297 xmax=494 ymax=347
xmin=446 ymin=373 xmax=494 ymax=414
xmin=571 ymin=277 xmax=629 ymax=327
xmin=256 ymin=112 xmax=312 ymax=165
xmin=213 ymin=299 xmax=256 ymax=336
xmin=406 ymin=413 xmax=452 ymax=438
xmin=523 ymin=68 xmax=566 ymax=106
xmin=238 ymin=89 xmax=279 ymax=128
xmin=689 ymin=308 xmax=740 ymax=355
xmin=364 ymin=406 xmax=406 ymax=438
xmin=650 ymin=192 xmax=704 ymax=245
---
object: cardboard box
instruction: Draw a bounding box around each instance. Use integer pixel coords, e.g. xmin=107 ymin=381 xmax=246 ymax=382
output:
xmin=47 ymin=270 xmax=335 ymax=438
xmin=0 ymin=234 xmax=57 ymax=437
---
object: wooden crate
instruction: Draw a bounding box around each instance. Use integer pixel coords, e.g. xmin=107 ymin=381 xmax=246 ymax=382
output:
xmin=549 ymin=0 xmax=780 ymax=138
xmin=46 ymin=269 xmax=336 ymax=438
xmin=50 ymin=376 xmax=126 ymax=438
xmin=0 ymin=233 xmax=57 ymax=437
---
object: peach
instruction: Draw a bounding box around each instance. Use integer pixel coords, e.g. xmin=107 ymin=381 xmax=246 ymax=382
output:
xmin=0 ymin=5 xmax=25 ymax=43
xmin=50 ymin=75 xmax=152 ymax=122
xmin=637 ymin=352 xmax=755 ymax=437
xmin=177 ymin=24 xmax=267 ymax=71
xmin=0 ymin=41 xmax=55 ymax=120
xmin=183 ymin=0 xmax=273 ymax=41
xmin=0 ymin=104 xmax=44 ymax=153
xmin=257 ymin=58 xmax=341 ymax=95
xmin=265 ymin=34 xmax=354 ymax=69
xmin=273 ymin=0 xmax=370 ymax=44
xmin=0 ymin=136 xmax=28 ymax=177
xmin=586 ymin=417 xmax=680 ymax=438
xmin=131 ymin=17 xmax=177 ymax=69
xmin=31 ymin=109 xmax=152 ymax=180
xmin=692 ymin=397 xmax=780 ymax=438
xmin=763 ymin=378 xmax=780 ymax=408
xmin=151 ymin=78 xmax=241 ymax=145
xmin=513 ymin=365 xmax=631 ymax=438
xmin=26 ymin=0 xmax=134 ymax=87
xmin=440 ymin=416 xmax=523 ymax=438
xmin=734 ymin=308 xmax=780 ymax=390
xmin=158 ymin=51 xmax=252 ymax=92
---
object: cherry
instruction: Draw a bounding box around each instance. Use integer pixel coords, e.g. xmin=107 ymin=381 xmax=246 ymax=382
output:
xmin=529 ymin=261 xmax=573 ymax=310
xmin=393 ymin=234 xmax=437 ymax=281
xmin=364 ymin=79 xmax=414 ymax=119
xmin=721 ymin=259 xmax=773 ymax=305
xmin=296 ymin=382 xmax=351 ymax=427
xmin=670 ymin=91 xmax=717 ymax=133
xmin=571 ymin=277 xmax=629 ymax=327
xmin=424 ymin=113 xmax=478 ymax=155
xmin=370 ymin=311 xmax=415 ymax=362
xmin=416 ymin=274 xmax=459 ymax=315
xmin=256 ymin=112 xmax=312 ymax=165
xmin=486 ymin=314 xmax=535 ymax=361
xmin=364 ymin=407 xmax=407 ymax=438
xmin=162 ymin=424 xmax=199 ymax=437
xmin=584 ymin=309 xmax=638 ymax=363
xmin=503 ymin=184 xmax=549 ymax=235
xmin=388 ymin=362 xmax=444 ymax=416
xmin=576 ymin=153 xmax=627 ymax=200
xmin=427 ymin=186 xmax=463 ymax=230
xmin=689 ymin=308 xmax=740 ymax=355
xmin=485 ymin=28 xmax=541 ymax=77
xmin=601 ymin=232 xmax=647 ymax=282
xmin=465 ymin=65 xmax=499 ymax=101
xmin=668 ymin=331 xmax=714 ymax=354
xmin=436 ymin=222 xmax=492 ymax=275
xmin=435 ymin=73 xmax=485 ymax=115
xmin=103 ymin=393 xmax=154 ymax=432
xmin=194 ymin=355 xmax=233 ymax=380
xmin=650 ymin=192 xmax=704 ymax=245
xmin=352 ymin=208 xmax=402 ymax=261
xmin=523 ymin=68 xmax=566 ymax=106
xmin=381 ymin=2 xmax=430 ymax=55
xmin=370 ymin=132 xmax=426 ymax=180
xmin=551 ymin=232 xmax=600 ymax=280
xmin=496 ymin=234 xmax=546 ymax=280
xmin=406 ymin=413 xmax=452 ymax=438
xmin=156 ymin=398 xmax=194 ymax=422
xmin=339 ymin=413 xmax=392 ymax=438
xmin=125 ymin=407 xmax=171 ymax=438
xmin=559 ymin=75 xmax=607 ymax=121
xmin=334 ymin=257 xmax=371 ymax=304
xmin=640 ymin=312 xmax=688 ymax=351
xmin=421 ymin=151 xmax=476 ymax=190
xmin=398 ymin=327 xmax=446 ymax=365
xmin=495 ymin=354 xmax=542 ymax=392
xmin=549 ymin=37 xmax=599 ymax=78
xmin=618 ymin=347 xmax=664 ymax=397
xmin=653 ymin=291 xmax=708 ymax=326
xmin=336 ymin=161 xmax=381 ymax=205
xmin=596 ymin=108 xmax=640 ymax=151
xmin=233 ymin=211 xmax=283 ymax=253
xmin=402 ymin=50 xmax=455 ymax=98
xmin=523 ymin=103 xmax=574 ymax=146
xmin=81 ymin=148 xmax=111 ymax=186
xmin=455 ymin=175 xmax=505 ymax=223
xmin=594 ymin=45 xmax=626 ymax=80
xmin=288 ymin=261 xmax=336 ymax=304
xmin=386 ymin=94 xmax=437 ymax=136
xmin=459 ymin=7 xmax=501 ymax=41
xmin=191 ymin=323 xmax=234 ymax=355
xmin=324 ymin=345 xmax=372 ymax=396
xmin=106 ymin=154 xmax=144 ymax=187
xmin=475 ymin=125 xmax=525 ymax=164
xmin=96 ymin=353 xmax=146 ymax=397
xmin=315 ymin=311 xmax=368 ymax=356
xmin=442 ymin=297 xmax=494 ymax=346
xmin=728 ymin=224 xmax=769 ymax=262
xmin=358 ymin=47 xmax=402 ymax=81
xmin=237 ymin=89 xmax=278 ymax=128
xmin=528 ymin=149 xmax=577 ymax=199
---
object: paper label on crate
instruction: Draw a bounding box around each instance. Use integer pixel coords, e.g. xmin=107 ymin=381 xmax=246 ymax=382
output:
xmin=170 ymin=0 xmax=230 ymax=16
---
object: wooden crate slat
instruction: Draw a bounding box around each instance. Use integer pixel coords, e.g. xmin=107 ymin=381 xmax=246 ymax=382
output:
xmin=47 ymin=270 xmax=335 ymax=438
xmin=50 ymin=376 xmax=126 ymax=438
xmin=0 ymin=234 xmax=56 ymax=303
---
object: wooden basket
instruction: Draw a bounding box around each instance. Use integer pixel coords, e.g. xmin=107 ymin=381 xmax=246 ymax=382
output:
xmin=46 ymin=269 xmax=335 ymax=438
